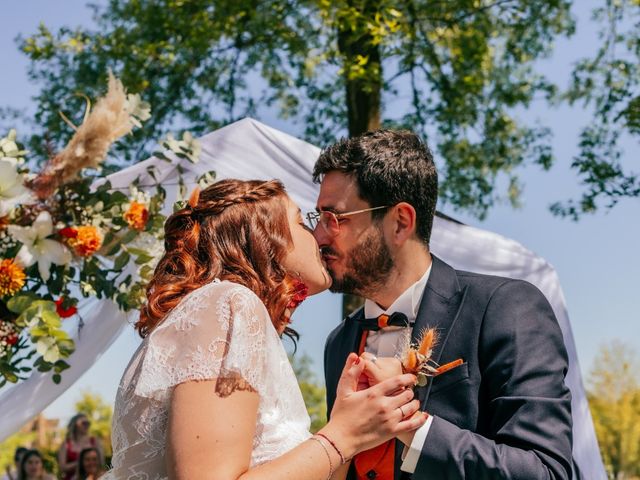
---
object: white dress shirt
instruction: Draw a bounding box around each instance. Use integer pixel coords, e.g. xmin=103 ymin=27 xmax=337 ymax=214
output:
xmin=363 ymin=264 xmax=434 ymax=474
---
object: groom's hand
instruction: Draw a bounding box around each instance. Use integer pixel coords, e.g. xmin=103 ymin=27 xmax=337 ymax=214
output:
xmin=322 ymin=354 xmax=427 ymax=458
xmin=359 ymin=353 xmax=404 ymax=388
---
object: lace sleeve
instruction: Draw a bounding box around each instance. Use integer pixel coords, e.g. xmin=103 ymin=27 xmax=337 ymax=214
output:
xmin=133 ymin=281 xmax=272 ymax=401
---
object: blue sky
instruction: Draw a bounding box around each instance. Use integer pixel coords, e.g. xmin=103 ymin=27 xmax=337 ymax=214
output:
xmin=1 ymin=1 xmax=638 ymax=422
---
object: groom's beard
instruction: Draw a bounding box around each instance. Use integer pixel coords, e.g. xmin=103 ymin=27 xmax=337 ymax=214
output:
xmin=327 ymin=227 xmax=393 ymax=297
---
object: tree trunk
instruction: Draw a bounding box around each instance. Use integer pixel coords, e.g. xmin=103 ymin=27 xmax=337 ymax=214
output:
xmin=338 ymin=3 xmax=382 ymax=136
xmin=337 ymin=0 xmax=383 ymax=317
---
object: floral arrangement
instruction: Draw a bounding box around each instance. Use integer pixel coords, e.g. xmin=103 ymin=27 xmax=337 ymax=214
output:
xmin=0 ymin=73 xmax=205 ymax=387
xmin=400 ymin=328 xmax=463 ymax=386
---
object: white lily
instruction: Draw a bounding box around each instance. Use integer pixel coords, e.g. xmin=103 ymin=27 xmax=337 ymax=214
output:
xmin=0 ymin=159 xmax=35 ymax=216
xmin=7 ymin=211 xmax=72 ymax=281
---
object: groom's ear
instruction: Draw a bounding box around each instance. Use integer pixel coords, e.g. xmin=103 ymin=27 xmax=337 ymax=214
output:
xmin=387 ymin=202 xmax=417 ymax=245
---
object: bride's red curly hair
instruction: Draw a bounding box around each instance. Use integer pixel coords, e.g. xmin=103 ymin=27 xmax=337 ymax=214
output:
xmin=136 ymin=179 xmax=299 ymax=340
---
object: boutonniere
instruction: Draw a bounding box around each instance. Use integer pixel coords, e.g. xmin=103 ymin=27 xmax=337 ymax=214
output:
xmin=400 ymin=327 xmax=463 ymax=386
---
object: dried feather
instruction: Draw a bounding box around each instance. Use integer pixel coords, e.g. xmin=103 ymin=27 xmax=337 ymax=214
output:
xmin=406 ymin=350 xmax=419 ymax=372
xmin=54 ymin=72 xmax=132 ymax=181
xmin=401 ymin=327 xmax=439 ymax=375
xmin=29 ymin=72 xmax=138 ymax=199
xmin=418 ymin=327 xmax=437 ymax=356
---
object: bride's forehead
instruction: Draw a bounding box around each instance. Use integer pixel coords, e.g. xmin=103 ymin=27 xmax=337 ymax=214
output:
xmin=284 ymin=196 xmax=302 ymax=215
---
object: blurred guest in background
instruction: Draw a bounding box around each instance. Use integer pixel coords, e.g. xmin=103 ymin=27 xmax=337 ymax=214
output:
xmin=2 ymin=447 xmax=28 ymax=480
xmin=73 ymin=448 xmax=105 ymax=480
xmin=57 ymin=414 xmax=103 ymax=480
xmin=17 ymin=450 xmax=55 ymax=480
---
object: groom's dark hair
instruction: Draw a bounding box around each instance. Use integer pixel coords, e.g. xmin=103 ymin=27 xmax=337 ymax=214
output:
xmin=313 ymin=129 xmax=438 ymax=246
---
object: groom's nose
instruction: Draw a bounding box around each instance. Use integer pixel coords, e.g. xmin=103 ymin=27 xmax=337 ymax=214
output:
xmin=312 ymin=224 xmax=330 ymax=247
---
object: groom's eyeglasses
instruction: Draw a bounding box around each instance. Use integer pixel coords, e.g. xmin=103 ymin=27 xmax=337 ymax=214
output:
xmin=306 ymin=206 xmax=389 ymax=237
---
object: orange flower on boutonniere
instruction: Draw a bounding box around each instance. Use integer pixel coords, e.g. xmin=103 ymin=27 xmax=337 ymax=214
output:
xmin=401 ymin=328 xmax=463 ymax=386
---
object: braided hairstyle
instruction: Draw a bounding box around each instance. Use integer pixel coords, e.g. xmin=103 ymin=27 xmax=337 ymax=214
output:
xmin=137 ymin=179 xmax=299 ymax=341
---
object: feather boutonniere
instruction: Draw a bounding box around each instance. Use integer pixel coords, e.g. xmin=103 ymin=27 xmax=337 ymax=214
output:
xmin=400 ymin=327 xmax=463 ymax=386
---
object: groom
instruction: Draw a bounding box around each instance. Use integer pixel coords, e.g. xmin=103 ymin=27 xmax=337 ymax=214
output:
xmin=311 ymin=130 xmax=573 ymax=479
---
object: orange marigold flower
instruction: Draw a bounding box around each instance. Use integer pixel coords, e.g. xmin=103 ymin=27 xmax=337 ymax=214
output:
xmin=0 ymin=216 xmax=9 ymax=231
xmin=68 ymin=225 xmax=103 ymax=257
xmin=0 ymin=259 xmax=26 ymax=297
xmin=123 ymin=201 xmax=149 ymax=231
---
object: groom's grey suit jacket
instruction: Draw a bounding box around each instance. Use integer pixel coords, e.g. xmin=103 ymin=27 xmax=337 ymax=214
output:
xmin=324 ymin=255 xmax=573 ymax=479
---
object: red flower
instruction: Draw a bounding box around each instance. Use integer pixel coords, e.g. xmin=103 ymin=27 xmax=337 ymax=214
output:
xmin=287 ymin=279 xmax=309 ymax=309
xmin=55 ymin=297 xmax=78 ymax=318
xmin=6 ymin=332 xmax=18 ymax=346
xmin=58 ymin=227 xmax=78 ymax=239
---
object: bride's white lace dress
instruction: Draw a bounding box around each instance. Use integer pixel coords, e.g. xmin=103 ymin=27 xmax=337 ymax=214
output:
xmin=104 ymin=280 xmax=311 ymax=479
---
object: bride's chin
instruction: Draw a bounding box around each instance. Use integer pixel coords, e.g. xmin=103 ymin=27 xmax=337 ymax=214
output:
xmin=306 ymin=270 xmax=332 ymax=296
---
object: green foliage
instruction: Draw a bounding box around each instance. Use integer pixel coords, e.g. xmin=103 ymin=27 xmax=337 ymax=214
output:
xmin=0 ymin=430 xmax=36 ymax=475
xmin=74 ymin=390 xmax=114 ymax=459
xmin=290 ymin=353 xmax=327 ymax=433
xmin=588 ymin=340 xmax=640 ymax=479
xmin=554 ymin=0 xmax=640 ymax=219
xmin=40 ymin=448 xmax=60 ymax=478
xmin=1 ymin=294 xmax=72 ymax=386
xmin=0 ymin=429 xmax=58 ymax=477
xmin=14 ymin=0 xmax=582 ymax=219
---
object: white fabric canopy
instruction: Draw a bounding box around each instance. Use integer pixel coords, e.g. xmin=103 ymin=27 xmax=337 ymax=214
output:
xmin=0 ymin=118 xmax=605 ymax=478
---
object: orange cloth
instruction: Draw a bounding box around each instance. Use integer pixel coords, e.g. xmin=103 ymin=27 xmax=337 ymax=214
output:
xmin=353 ymin=331 xmax=396 ymax=480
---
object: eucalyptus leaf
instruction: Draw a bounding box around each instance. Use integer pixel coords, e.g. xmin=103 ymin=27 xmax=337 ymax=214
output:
xmin=41 ymin=309 xmax=61 ymax=328
xmin=120 ymin=230 xmax=138 ymax=244
xmin=114 ymin=251 xmax=131 ymax=271
xmin=7 ymin=292 xmax=39 ymax=314
xmin=135 ymin=253 xmax=155 ymax=265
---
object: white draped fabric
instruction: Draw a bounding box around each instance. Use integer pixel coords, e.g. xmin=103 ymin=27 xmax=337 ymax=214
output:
xmin=0 ymin=118 xmax=605 ymax=478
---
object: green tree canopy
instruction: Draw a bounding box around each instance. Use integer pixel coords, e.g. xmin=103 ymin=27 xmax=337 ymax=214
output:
xmin=0 ymin=430 xmax=36 ymax=475
xmin=290 ymin=353 xmax=327 ymax=432
xmin=553 ymin=0 xmax=640 ymax=219
xmin=14 ymin=0 xmax=584 ymax=220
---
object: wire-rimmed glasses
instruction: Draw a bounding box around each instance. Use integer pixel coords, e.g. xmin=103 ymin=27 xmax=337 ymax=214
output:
xmin=306 ymin=206 xmax=389 ymax=236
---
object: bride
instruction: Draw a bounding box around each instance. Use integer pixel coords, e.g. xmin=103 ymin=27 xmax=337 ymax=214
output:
xmin=105 ymin=179 xmax=425 ymax=479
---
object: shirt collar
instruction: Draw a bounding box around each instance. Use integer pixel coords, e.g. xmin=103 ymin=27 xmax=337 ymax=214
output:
xmin=364 ymin=264 xmax=432 ymax=322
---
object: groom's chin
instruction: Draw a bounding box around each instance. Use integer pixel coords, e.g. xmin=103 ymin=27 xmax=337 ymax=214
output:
xmin=327 ymin=276 xmax=347 ymax=294
xmin=328 ymin=276 xmax=360 ymax=296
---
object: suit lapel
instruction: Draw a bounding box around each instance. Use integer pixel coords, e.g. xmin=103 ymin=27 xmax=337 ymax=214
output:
xmin=412 ymin=255 xmax=467 ymax=409
xmin=350 ymin=308 xmax=366 ymax=352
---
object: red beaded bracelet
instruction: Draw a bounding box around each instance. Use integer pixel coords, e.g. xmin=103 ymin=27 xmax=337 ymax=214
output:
xmin=315 ymin=432 xmax=348 ymax=464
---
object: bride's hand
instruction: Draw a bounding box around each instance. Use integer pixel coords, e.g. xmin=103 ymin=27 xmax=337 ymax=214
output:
xmin=358 ymin=353 xmax=403 ymax=389
xmin=319 ymin=353 xmax=427 ymax=459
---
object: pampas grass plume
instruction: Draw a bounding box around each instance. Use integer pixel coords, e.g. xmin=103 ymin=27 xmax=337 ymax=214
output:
xmin=53 ymin=72 xmax=134 ymax=183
